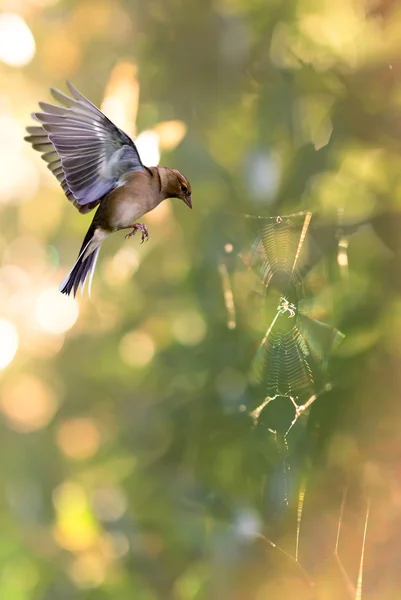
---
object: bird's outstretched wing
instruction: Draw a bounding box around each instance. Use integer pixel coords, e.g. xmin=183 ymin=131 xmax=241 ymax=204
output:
xmin=25 ymin=81 xmax=146 ymax=214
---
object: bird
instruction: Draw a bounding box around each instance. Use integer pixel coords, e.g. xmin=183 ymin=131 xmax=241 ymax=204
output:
xmin=24 ymin=82 xmax=192 ymax=297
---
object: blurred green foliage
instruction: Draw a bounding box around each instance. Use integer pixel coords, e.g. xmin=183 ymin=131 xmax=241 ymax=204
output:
xmin=1 ymin=0 xmax=401 ymax=598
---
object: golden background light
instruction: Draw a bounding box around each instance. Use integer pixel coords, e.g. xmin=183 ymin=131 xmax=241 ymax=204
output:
xmin=0 ymin=318 xmax=18 ymax=370
xmin=0 ymin=1 xmax=398 ymax=597
xmin=0 ymin=14 xmax=36 ymax=67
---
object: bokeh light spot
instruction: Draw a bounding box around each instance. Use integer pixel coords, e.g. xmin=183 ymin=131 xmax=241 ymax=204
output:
xmin=2 ymin=558 xmax=40 ymax=591
xmin=102 ymin=247 xmax=139 ymax=286
xmin=53 ymin=482 xmax=98 ymax=552
xmin=103 ymin=531 xmax=130 ymax=558
xmin=92 ymin=486 xmax=127 ymax=522
xmin=0 ymin=14 xmax=36 ymax=67
xmin=36 ymin=288 xmax=79 ymax=334
xmin=68 ymin=553 xmax=105 ymax=589
xmin=119 ymin=330 xmax=155 ymax=368
xmin=215 ymin=368 xmax=247 ymax=403
xmin=102 ymin=61 xmax=139 ymax=137
xmin=53 ymin=481 xmax=86 ymax=513
xmin=135 ymin=130 xmax=160 ymax=166
xmin=172 ymin=310 xmax=207 ymax=346
xmin=154 ymin=120 xmax=187 ymax=151
xmin=40 ymin=29 xmax=81 ymax=77
xmin=1 ymin=375 xmax=58 ymax=432
xmin=0 ymin=319 xmax=18 ymax=370
xmin=0 ymin=116 xmax=39 ymax=204
xmin=56 ymin=418 xmax=101 ymax=461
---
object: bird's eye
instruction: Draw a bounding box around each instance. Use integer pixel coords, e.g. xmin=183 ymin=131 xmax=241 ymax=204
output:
xmin=181 ymin=184 xmax=188 ymax=193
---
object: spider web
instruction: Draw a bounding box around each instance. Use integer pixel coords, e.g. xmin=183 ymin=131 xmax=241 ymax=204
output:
xmin=219 ymin=211 xmax=344 ymax=436
xmin=217 ymin=213 xmax=373 ymax=598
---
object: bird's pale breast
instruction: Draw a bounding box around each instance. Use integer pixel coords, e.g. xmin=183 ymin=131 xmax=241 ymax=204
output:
xmin=105 ymin=172 xmax=157 ymax=230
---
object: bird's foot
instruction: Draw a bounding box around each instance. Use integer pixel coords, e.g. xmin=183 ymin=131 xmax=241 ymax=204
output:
xmin=125 ymin=223 xmax=149 ymax=244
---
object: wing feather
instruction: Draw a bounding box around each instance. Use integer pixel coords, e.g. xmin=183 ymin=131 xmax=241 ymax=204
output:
xmin=25 ymin=81 xmax=145 ymax=213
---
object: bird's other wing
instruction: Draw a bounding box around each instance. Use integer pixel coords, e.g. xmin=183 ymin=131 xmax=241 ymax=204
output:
xmin=24 ymin=81 xmax=146 ymax=213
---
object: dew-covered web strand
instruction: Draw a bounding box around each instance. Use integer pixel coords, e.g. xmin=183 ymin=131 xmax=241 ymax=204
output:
xmin=334 ymin=488 xmax=371 ymax=600
xmin=355 ymin=499 xmax=370 ymax=600
xmin=254 ymin=484 xmax=370 ymax=599
xmin=295 ymin=479 xmax=307 ymax=563
xmin=292 ymin=212 xmax=312 ymax=276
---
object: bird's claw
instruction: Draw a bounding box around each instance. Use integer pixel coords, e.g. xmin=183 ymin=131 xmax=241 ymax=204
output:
xmin=125 ymin=223 xmax=149 ymax=244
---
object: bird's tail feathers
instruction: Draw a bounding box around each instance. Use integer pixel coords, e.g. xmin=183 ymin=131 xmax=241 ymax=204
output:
xmin=60 ymin=226 xmax=105 ymax=297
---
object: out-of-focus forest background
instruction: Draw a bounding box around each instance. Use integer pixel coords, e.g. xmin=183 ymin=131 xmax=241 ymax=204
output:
xmin=1 ymin=0 xmax=401 ymax=598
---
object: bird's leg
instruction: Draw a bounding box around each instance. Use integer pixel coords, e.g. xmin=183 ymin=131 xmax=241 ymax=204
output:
xmin=121 ymin=223 xmax=149 ymax=243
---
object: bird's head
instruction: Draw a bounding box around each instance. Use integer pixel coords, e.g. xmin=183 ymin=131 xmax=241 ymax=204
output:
xmin=164 ymin=169 xmax=192 ymax=209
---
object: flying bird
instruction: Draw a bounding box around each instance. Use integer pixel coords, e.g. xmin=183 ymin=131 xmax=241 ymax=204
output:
xmin=25 ymin=82 xmax=192 ymax=296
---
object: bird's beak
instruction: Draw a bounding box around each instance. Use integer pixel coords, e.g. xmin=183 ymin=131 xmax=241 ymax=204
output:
xmin=182 ymin=194 xmax=192 ymax=209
